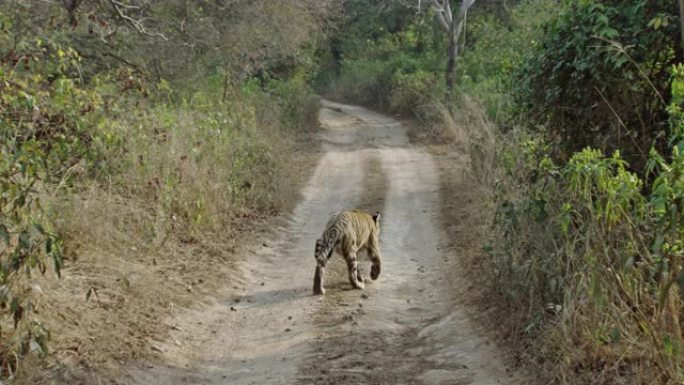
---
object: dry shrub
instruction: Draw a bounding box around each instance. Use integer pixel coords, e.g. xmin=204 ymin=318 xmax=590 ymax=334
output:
xmin=14 ymin=86 xmax=312 ymax=384
xmin=388 ymin=71 xmax=439 ymax=113
xmin=443 ymin=92 xmax=684 ymax=384
xmin=412 ymin=101 xmax=461 ymax=143
xmin=414 ymin=95 xmax=496 ymax=165
xmin=468 ymin=71 xmax=684 ymax=383
xmin=451 ymin=95 xmax=497 ymax=178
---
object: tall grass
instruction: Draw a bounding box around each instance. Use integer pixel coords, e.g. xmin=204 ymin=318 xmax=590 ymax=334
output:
xmin=483 ymin=115 xmax=684 ymax=384
xmin=3 ymin=55 xmax=320 ymax=381
xmin=325 ymin=0 xmax=684 ymax=382
xmin=316 ymin=1 xmax=684 ymax=382
xmin=451 ymin=3 xmax=684 ymax=383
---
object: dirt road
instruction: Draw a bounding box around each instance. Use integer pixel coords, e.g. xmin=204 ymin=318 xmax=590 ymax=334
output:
xmin=126 ymin=101 xmax=528 ymax=385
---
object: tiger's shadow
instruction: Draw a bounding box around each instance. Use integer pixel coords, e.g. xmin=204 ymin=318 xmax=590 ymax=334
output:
xmin=225 ymin=288 xmax=310 ymax=308
xmin=226 ymin=262 xmax=373 ymax=308
xmin=227 ymin=281 xmax=370 ymax=308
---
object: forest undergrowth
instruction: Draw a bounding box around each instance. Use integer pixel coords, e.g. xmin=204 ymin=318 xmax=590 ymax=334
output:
xmin=5 ymin=1 xmax=684 ymax=384
xmin=318 ymin=1 xmax=684 ymax=383
xmin=0 ymin=1 xmax=329 ymax=383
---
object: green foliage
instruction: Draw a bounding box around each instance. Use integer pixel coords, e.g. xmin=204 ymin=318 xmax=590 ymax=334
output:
xmin=389 ymin=70 xmax=440 ymax=112
xmin=318 ymin=4 xmax=451 ymax=136
xmin=488 ymin=67 xmax=684 ymax=383
xmin=0 ymin=0 xmax=326 ymax=379
xmin=456 ymin=1 xmax=554 ymax=120
xmin=320 ymin=0 xmax=552 ymax=129
xmin=648 ymin=65 xmax=684 ymax=312
xmin=515 ymin=0 xmax=680 ymax=171
xmin=319 ymin=0 xmax=433 ymax=100
xmin=268 ymin=73 xmax=322 ymax=131
xmin=330 ymin=58 xmax=393 ymax=107
xmin=0 ymin=12 xmax=118 ymax=375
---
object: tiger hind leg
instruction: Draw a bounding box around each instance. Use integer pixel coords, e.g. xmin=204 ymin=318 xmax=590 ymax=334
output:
xmin=345 ymin=250 xmax=365 ymax=290
xmin=355 ymin=250 xmax=365 ymax=282
xmin=313 ymin=241 xmax=336 ymax=295
xmin=313 ymin=264 xmax=326 ymax=295
xmin=369 ymin=240 xmax=382 ymax=281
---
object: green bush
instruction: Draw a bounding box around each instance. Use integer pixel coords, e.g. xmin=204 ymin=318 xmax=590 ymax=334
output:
xmin=328 ymin=58 xmax=394 ymax=107
xmin=0 ymin=1 xmax=324 ymax=378
xmin=0 ymin=17 xmax=110 ymax=375
xmin=487 ymin=65 xmax=684 ymax=383
xmin=268 ymin=74 xmax=321 ymax=131
xmin=389 ymin=70 xmax=439 ymax=113
xmin=319 ymin=0 xmax=553 ymax=134
xmin=318 ymin=0 xmax=443 ymax=113
xmin=456 ymin=1 xmax=554 ymax=121
xmin=514 ymin=0 xmax=680 ymax=172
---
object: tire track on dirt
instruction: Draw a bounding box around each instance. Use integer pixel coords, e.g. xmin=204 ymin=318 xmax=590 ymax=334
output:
xmin=125 ymin=100 xmax=530 ymax=385
xmin=297 ymin=101 xmax=530 ymax=385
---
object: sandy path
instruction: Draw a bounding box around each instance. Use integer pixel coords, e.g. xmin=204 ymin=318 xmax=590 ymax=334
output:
xmin=125 ymin=101 xmax=528 ymax=385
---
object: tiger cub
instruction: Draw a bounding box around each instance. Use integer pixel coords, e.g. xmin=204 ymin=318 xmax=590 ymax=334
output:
xmin=313 ymin=210 xmax=382 ymax=295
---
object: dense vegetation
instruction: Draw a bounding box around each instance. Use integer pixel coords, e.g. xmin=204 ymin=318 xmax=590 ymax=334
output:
xmin=319 ymin=0 xmax=684 ymax=383
xmin=0 ymin=1 xmax=329 ymax=381
xmin=516 ymin=0 xmax=682 ymax=172
xmin=5 ymin=0 xmax=684 ymax=383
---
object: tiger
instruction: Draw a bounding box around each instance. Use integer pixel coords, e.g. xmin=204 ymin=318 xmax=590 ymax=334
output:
xmin=313 ymin=210 xmax=382 ymax=295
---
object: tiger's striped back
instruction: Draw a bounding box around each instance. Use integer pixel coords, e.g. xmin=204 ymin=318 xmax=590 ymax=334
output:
xmin=313 ymin=210 xmax=382 ymax=295
xmin=314 ymin=212 xmax=344 ymax=265
xmin=315 ymin=211 xmax=378 ymax=261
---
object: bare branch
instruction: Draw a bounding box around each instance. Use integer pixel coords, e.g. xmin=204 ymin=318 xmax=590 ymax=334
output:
xmin=434 ymin=11 xmax=450 ymax=31
xmin=427 ymin=0 xmax=449 ymax=31
xmin=445 ymin=0 xmax=453 ymax=24
xmin=107 ymin=0 xmax=168 ymax=40
xmin=109 ymin=0 xmax=141 ymax=10
xmin=411 ymin=0 xmax=480 ymax=100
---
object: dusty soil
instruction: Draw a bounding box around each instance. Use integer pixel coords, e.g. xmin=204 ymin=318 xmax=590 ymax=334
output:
xmin=117 ymin=101 xmax=533 ymax=384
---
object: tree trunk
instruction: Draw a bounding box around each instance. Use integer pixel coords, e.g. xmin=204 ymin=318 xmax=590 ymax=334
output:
xmin=679 ymin=0 xmax=684 ymax=53
xmin=445 ymin=17 xmax=457 ymax=106
xmin=445 ymin=9 xmax=460 ymax=104
xmin=428 ymin=0 xmax=477 ymax=107
xmin=61 ymin=0 xmax=81 ymax=26
xmin=446 ymin=9 xmax=467 ymax=108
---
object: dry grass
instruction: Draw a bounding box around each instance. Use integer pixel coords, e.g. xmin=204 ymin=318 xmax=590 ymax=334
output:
xmin=426 ymin=96 xmax=543 ymax=377
xmin=410 ymin=101 xmax=462 ymax=143
xmin=14 ymin=93 xmax=321 ymax=384
xmin=430 ymin=97 xmax=553 ymax=381
xmin=445 ymin=95 xmax=684 ymax=384
xmin=19 ymin=197 xmax=256 ymax=383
